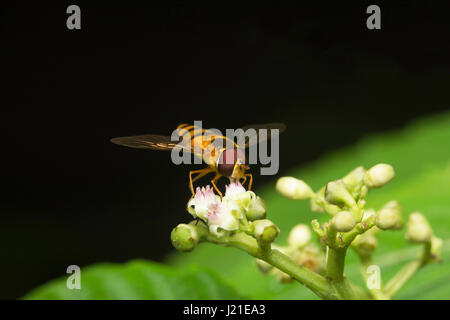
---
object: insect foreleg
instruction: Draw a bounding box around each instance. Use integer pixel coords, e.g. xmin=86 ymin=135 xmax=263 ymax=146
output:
xmin=244 ymin=173 xmax=253 ymax=190
xmin=211 ymin=173 xmax=223 ymax=199
xmin=189 ymin=168 xmax=213 ymax=195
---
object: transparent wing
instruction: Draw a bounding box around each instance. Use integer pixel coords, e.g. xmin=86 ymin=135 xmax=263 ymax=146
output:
xmin=235 ymin=123 xmax=286 ymax=148
xmin=110 ymin=134 xmax=185 ymax=151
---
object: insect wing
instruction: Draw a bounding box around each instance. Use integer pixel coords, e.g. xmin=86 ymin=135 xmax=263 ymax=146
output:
xmin=235 ymin=123 xmax=286 ymax=148
xmin=110 ymin=134 xmax=184 ymax=151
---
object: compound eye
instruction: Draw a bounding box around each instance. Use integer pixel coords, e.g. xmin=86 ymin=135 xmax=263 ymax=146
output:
xmin=217 ymin=149 xmax=239 ymax=177
xmin=217 ymin=162 xmax=234 ymax=177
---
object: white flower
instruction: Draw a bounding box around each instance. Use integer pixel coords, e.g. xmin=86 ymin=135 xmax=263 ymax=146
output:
xmin=187 ymin=185 xmax=240 ymax=236
xmin=224 ymin=181 xmax=246 ymax=197
xmin=187 ymin=182 xmax=267 ymax=237
xmin=206 ymin=202 xmax=239 ymax=236
xmin=189 ymin=186 xmax=220 ymax=220
xmin=223 ymin=182 xmax=267 ymax=221
xmin=223 ymin=182 xmax=253 ymax=213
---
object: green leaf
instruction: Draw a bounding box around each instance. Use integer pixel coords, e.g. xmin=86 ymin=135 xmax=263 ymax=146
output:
xmin=23 ymin=260 xmax=241 ymax=300
xmin=167 ymin=111 xmax=450 ymax=299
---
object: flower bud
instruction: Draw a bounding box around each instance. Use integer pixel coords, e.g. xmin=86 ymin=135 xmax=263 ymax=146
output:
xmin=288 ymin=224 xmax=311 ymax=249
xmin=331 ymin=211 xmax=356 ymax=232
xmin=325 ymin=180 xmax=356 ymax=208
xmin=246 ymin=196 xmax=266 ymax=221
xmin=253 ymin=219 xmax=280 ymax=244
xmin=364 ymin=164 xmax=394 ymax=188
xmin=353 ymin=232 xmax=377 ymax=256
xmin=276 ymin=177 xmax=314 ymax=200
xmin=431 ymin=236 xmax=443 ymax=260
xmin=376 ymin=208 xmax=399 ymax=230
xmin=171 ymin=223 xmax=199 ymax=252
xmin=342 ymin=166 xmax=366 ymax=192
xmin=377 ymin=200 xmax=403 ymax=230
xmin=406 ymin=212 xmax=433 ymax=243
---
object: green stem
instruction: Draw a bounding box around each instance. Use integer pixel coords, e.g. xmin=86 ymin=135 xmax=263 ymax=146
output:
xmin=384 ymin=242 xmax=431 ymax=298
xmin=360 ymin=256 xmax=390 ymax=300
xmin=264 ymin=249 xmax=334 ymax=299
xmin=326 ymin=247 xmax=358 ymax=299
xmin=384 ymin=260 xmax=422 ymax=298
xmin=205 ymin=231 xmax=334 ymax=299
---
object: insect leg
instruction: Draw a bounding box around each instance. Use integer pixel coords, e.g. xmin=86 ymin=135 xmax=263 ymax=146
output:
xmin=211 ymin=173 xmax=223 ymax=199
xmin=189 ymin=168 xmax=213 ymax=195
xmin=244 ymin=173 xmax=253 ymax=190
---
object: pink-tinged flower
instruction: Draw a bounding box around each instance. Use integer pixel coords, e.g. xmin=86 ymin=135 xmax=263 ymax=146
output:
xmin=186 ymin=182 xmax=266 ymax=236
xmin=206 ymin=201 xmax=239 ymax=236
xmin=225 ymin=182 xmax=247 ymax=197
xmin=187 ymin=185 xmax=220 ymax=220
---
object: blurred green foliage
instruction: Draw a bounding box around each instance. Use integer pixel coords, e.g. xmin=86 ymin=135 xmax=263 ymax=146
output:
xmin=26 ymin=111 xmax=450 ymax=299
xmin=24 ymin=260 xmax=241 ymax=299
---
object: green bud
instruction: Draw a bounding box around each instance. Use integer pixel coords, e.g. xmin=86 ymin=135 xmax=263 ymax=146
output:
xmin=376 ymin=208 xmax=399 ymax=230
xmin=325 ymin=180 xmax=356 ymax=208
xmin=332 ymin=211 xmax=357 ymax=232
xmin=380 ymin=200 xmax=403 ymax=229
xmin=431 ymin=236 xmax=443 ymax=260
xmin=171 ymin=224 xmax=199 ymax=252
xmin=364 ymin=164 xmax=394 ymax=188
xmin=253 ymin=219 xmax=280 ymax=244
xmin=353 ymin=232 xmax=378 ymax=256
xmin=288 ymin=224 xmax=311 ymax=249
xmin=342 ymin=166 xmax=366 ymax=192
xmin=405 ymin=212 xmax=433 ymax=243
xmin=276 ymin=177 xmax=314 ymax=200
xmin=246 ymin=196 xmax=267 ymax=221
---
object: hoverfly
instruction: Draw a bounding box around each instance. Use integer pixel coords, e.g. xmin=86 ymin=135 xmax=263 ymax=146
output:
xmin=110 ymin=123 xmax=286 ymax=197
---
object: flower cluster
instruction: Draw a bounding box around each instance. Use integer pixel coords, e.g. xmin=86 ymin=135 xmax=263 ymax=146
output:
xmin=274 ymin=163 xmax=442 ymax=298
xmin=171 ymin=182 xmax=279 ymax=253
xmin=170 ymin=163 xmax=442 ymax=300
xmin=187 ymin=183 xmax=266 ymax=236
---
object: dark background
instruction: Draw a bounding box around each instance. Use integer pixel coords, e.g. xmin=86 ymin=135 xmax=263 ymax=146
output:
xmin=1 ymin=1 xmax=449 ymax=299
